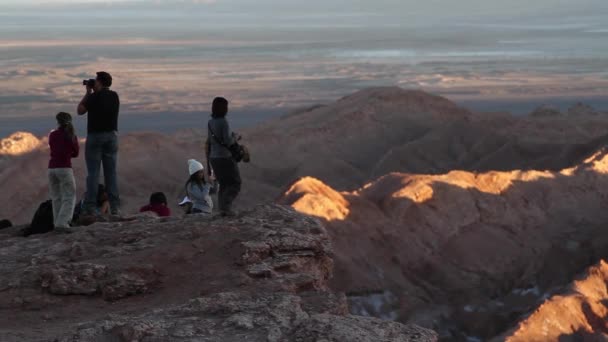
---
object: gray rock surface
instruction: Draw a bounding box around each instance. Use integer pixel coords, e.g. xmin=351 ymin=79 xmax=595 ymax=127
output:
xmin=0 ymin=205 xmax=436 ymax=342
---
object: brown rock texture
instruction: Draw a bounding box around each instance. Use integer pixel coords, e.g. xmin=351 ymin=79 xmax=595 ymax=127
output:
xmin=498 ymin=261 xmax=608 ymax=342
xmin=0 ymin=205 xmax=436 ymax=342
xmin=280 ymin=149 xmax=608 ymax=339
xmin=0 ymin=131 xmax=42 ymax=156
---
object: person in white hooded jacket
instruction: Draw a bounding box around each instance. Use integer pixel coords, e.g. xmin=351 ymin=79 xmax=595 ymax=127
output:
xmin=185 ymin=159 xmax=216 ymax=214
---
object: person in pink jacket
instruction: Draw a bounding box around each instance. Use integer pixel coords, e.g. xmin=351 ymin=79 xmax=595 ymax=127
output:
xmin=48 ymin=112 xmax=79 ymax=232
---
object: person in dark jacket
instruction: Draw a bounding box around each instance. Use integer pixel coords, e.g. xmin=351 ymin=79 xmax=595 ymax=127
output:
xmin=140 ymin=192 xmax=171 ymax=217
xmin=48 ymin=112 xmax=79 ymax=231
xmin=206 ymin=97 xmax=241 ymax=217
xmin=77 ymin=71 xmax=121 ymax=216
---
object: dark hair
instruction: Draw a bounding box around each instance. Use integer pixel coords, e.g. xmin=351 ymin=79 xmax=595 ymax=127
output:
xmin=56 ymin=112 xmax=75 ymax=140
xmin=185 ymin=173 xmax=206 ymax=195
xmin=150 ymin=192 xmax=168 ymax=206
xmin=212 ymin=97 xmax=229 ymax=118
xmin=0 ymin=219 xmax=12 ymax=229
xmin=96 ymin=71 xmax=112 ymax=88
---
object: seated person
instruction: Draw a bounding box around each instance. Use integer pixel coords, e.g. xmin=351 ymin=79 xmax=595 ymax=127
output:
xmin=186 ymin=159 xmax=216 ymax=214
xmin=96 ymin=184 xmax=110 ymax=215
xmin=140 ymin=192 xmax=171 ymax=217
xmin=73 ymin=184 xmax=110 ymax=221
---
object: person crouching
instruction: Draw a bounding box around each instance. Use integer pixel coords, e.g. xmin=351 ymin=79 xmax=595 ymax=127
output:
xmin=186 ymin=159 xmax=216 ymax=214
xmin=48 ymin=112 xmax=79 ymax=232
xmin=140 ymin=192 xmax=171 ymax=217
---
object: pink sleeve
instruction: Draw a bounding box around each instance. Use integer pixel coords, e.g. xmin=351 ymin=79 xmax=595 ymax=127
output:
xmin=48 ymin=131 xmax=57 ymax=151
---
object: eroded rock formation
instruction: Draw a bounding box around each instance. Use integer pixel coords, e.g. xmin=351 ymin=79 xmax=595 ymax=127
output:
xmin=498 ymin=261 xmax=608 ymax=342
xmin=4 ymin=87 xmax=608 ymax=224
xmin=280 ymin=149 xmax=608 ymax=340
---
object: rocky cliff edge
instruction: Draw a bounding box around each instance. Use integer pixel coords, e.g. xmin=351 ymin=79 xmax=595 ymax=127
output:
xmin=0 ymin=205 xmax=436 ymax=342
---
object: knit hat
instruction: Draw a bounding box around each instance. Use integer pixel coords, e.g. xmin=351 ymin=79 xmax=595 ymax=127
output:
xmin=188 ymin=159 xmax=204 ymax=176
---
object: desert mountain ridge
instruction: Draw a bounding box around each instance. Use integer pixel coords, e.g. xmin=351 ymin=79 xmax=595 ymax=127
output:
xmin=279 ymin=146 xmax=608 ymax=340
xmin=2 ymin=87 xmax=608 ymax=224
xmin=2 ymin=87 xmax=608 ymax=341
xmin=497 ymin=260 xmax=608 ymax=342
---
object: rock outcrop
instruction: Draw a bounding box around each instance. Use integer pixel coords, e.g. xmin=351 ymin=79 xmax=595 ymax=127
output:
xmin=0 ymin=205 xmax=436 ymax=342
xmin=0 ymin=131 xmax=43 ymax=173
xmin=280 ymin=149 xmax=608 ymax=340
xmin=498 ymin=260 xmax=608 ymax=342
xmin=0 ymin=131 xmax=42 ymax=157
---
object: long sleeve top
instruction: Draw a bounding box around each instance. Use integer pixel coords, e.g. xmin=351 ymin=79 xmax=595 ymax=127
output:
xmin=48 ymin=128 xmax=79 ymax=169
xmin=187 ymin=182 xmax=215 ymax=214
xmin=207 ymin=116 xmax=235 ymax=159
xmin=139 ymin=204 xmax=171 ymax=217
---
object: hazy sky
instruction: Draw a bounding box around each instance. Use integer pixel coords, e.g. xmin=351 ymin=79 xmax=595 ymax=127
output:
xmin=1 ymin=0 xmax=607 ymax=122
xmin=3 ymin=0 xmax=608 ymax=18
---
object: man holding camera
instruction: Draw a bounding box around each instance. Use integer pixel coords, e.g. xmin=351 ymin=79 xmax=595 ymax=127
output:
xmin=77 ymin=71 xmax=121 ymax=216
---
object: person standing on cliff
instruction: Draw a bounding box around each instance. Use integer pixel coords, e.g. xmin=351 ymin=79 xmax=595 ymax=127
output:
xmin=206 ymin=97 xmax=241 ymax=217
xmin=77 ymin=71 xmax=121 ymax=216
xmin=48 ymin=112 xmax=79 ymax=232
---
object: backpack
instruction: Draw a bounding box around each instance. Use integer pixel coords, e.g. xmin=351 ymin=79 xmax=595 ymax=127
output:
xmin=23 ymin=200 xmax=54 ymax=237
xmin=0 ymin=219 xmax=12 ymax=230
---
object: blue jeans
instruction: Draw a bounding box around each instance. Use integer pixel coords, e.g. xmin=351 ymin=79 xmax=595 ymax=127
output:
xmin=84 ymin=131 xmax=120 ymax=213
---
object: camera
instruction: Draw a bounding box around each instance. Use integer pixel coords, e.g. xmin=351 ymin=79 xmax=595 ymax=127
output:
xmin=82 ymin=79 xmax=95 ymax=87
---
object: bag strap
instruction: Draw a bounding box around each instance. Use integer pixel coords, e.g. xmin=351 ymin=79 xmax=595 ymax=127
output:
xmin=208 ymin=122 xmax=231 ymax=149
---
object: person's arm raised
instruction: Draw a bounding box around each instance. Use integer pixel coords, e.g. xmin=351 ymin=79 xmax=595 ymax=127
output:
xmin=77 ymin=88 xmax=92 ymax=115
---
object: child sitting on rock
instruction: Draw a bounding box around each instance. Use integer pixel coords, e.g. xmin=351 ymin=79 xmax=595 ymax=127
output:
xmin=140 ymin=192 xmax=171 ymax=217
xmin=73 ymin=184 xmax=110 ymax=222
xmin=185 ymin=159 xmax=216 ymax=214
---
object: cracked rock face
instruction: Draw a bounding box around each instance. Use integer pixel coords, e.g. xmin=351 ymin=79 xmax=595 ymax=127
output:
xmin=0 ymin=205 xmax=436 ymax=342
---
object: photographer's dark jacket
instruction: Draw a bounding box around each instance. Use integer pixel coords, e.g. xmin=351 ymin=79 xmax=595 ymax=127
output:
xmin=208 ymin=117 xmax=234 ymax=159
xmin=85 ymin=88 xmax=120 ymax=133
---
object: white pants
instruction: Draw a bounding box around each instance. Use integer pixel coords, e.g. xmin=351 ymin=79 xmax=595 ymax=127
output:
xmin=48 ymin=168 xmax=76 ymax=228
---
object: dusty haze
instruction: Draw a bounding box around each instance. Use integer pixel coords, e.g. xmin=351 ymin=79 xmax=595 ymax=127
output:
xmin=1 ymin=0 xmax=608 ymax=134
